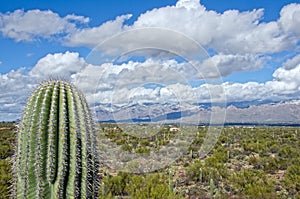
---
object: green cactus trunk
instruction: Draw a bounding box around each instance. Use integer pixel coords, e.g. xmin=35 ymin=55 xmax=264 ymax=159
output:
xmin=14 ymin=80 xmax=99 ymax=199
xmin=169 ymin=168 xmax=173 ymax=194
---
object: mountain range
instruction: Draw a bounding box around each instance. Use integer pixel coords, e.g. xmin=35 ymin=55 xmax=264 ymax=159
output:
xmin=93 ymin=99 xmax=300 ymax=125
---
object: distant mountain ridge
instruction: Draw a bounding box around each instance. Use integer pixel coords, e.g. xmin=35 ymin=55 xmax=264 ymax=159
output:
xmin=94 ymin=99 xmax=300 ymax=125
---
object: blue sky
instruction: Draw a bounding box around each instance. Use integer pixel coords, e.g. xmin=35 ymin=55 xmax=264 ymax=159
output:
xmin=0 ymin=0 xmax=300 ymax=120
xmin=1 ymin=0 xmax=298 ymax=74
xmin=0 ymin=0 xmax=179 ymax=74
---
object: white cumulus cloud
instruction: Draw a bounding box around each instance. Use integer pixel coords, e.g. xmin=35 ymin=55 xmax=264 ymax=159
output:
xmin=1 ymin=50 xmax=300 ymax=121
xmin=0 ymin=68 xmax=36 ymax=121
xmin=282 ymin=54 xmax=300 ymax=70
xmin=61 ymin=0 xmax=300 ymax=83
xmin=0 ymin=51 xmax=92 ymax=120
xmin=279 ymin=3 xmax=300 ymax=37
xmin=29 ymin=51 xmax=88 ymax=80
xmin=220 ymin=59 xmax=300 ymax=102
xmin=0 ymin=9 xmax=89 ymax=41
xmin=64 ymin=1 xmax=300 ymax=55
xmin=1 ymin=0 xmax=300 ymax=120
xmin=64 ymin=14 xmax=132 ymax=47
xmin=198 ymin=54 xmax=265 ymax=77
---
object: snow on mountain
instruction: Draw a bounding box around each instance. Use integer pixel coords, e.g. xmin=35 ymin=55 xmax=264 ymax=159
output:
xmin=93 ymin=100 xmax=300 ymax=125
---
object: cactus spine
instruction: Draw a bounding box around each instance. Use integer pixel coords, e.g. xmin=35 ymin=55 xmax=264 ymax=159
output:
xmin=14 ymin=80 xmax=99 ymax=199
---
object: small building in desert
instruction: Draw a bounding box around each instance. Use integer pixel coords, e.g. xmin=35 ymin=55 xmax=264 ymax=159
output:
xmin=169 ymin=127 xmax=179 ymax=132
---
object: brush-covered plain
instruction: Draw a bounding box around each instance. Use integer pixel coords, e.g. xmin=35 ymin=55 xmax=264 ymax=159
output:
xmin=0 ymin=122 xmax=299 ymax=198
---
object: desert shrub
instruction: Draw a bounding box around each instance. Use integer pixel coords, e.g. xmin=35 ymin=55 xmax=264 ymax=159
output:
xmin=278 ymin=144 xmax=299 ymax=159
xmin=187 ymin=160 xmax=224 ymax=183
xmin=204 ymin=147 xmax=229 ymax=177
xmin=121 ymin=144 xmax=133 ymax=152
xmin=0 ymin=145 xmax=10 ymax=159
xmin=249 ymin=156 xmax=280 ymax=173
xmin=102 ymin=172 xmax=179 ymax=199
xmin=269 ymin=142 xmax=280 ymax=153
xmin=0 ymin=159 xmax=12 ymax=198
xmin=284 ymin=163 xmax=300 ymax=196
xmin=102 ymin=172 xmax=130 ymax=196
xmin=115 ymin=138 xmax=126 ymax=145
xmin=126 ymin=173 xmax=179 ymax=199
xmin=140 ymin=139 xmax=150 ymax=147
xmin=229 ymin=169 xmax=276 ymax=198
xmin=187 ymin=160 xmax=204 ymax=182
xmin=135 ymin=147 xmax=150 ymax=154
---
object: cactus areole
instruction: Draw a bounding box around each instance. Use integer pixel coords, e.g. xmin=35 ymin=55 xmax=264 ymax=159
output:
xmin=14 ymin=80 xmax=99 ymax=199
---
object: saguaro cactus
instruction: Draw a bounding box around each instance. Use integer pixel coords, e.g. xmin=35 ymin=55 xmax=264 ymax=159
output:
xmin=169 ymin=168 xmax=173 ymax=193
xmin=13 ymin=80 xmax=99 ymax=199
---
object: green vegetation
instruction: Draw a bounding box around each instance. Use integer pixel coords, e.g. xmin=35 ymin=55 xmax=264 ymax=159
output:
xmin=0 ymin=122 xmax=16 ymax=199
xmin=0 ymin=122 xmax=300 ymax=198
xmin=99 ymin=172 xmax=179 ymax=199
xmin=13 ymin=80 xmax=99 ymax=199
xmin=99 ymin=123 xmax=178 ymax=154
